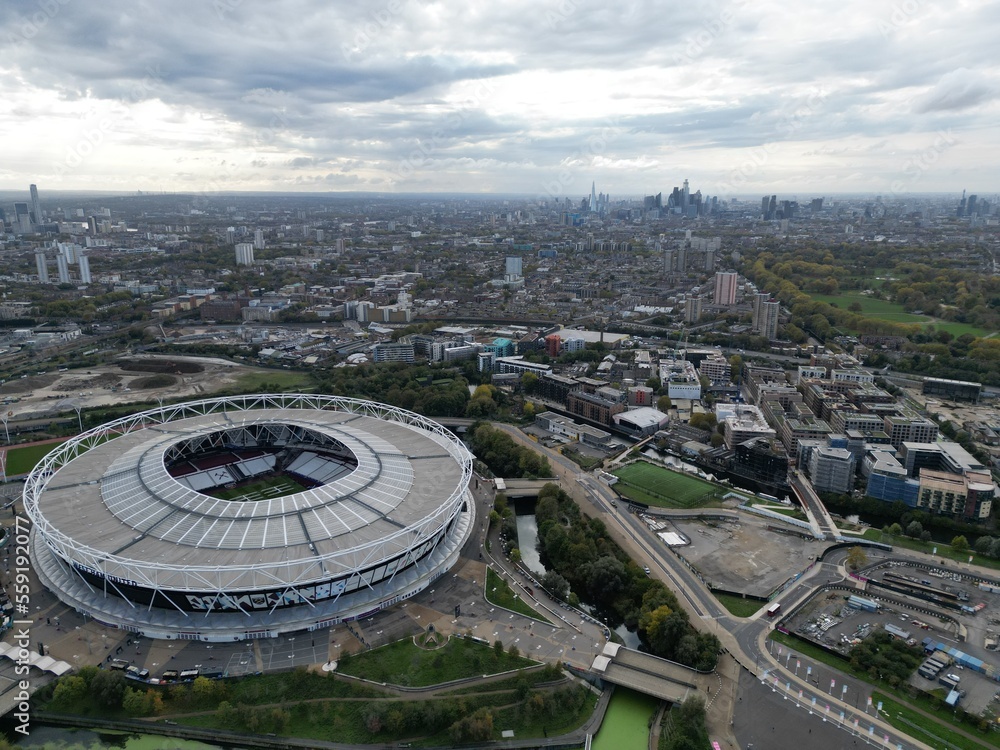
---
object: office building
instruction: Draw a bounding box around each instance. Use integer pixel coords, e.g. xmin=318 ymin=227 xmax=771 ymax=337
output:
xmin=806 ymin=445 xmax=855 ymax=494
xmin=567 ymin=390 xmax=626 ymax=427
xmin=899 ymin=441 xmax=986 ymax=478
xmin=372 ymin=342 xmax=416 ymax=363
xmin=917 ymin=469 xmax=994 ymax=521
xmin=713 ymin=271 xmax=738 ymax=305
xmin=921 ymin=377 xmax=981 ymax=403
xmin=716 ymin=404 xmax=776 ymax=450
xmin=883 ymin=415 xmax=938 ymax=449
xmin=235 ymin=243 xmax=255 ymax=266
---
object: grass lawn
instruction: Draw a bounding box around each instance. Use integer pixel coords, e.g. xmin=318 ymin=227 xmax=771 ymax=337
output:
xmin=810 ymin=292 xmax=993 ymax=338
xmin=233 ymin=370 xmax=315 ymax=393
xmin=3 ymin=440 xmax=69 ymax=475
xmin=210 ymin=474 xmax=309 ymax=501
xmin=768 ymin=632 xmax=998 ymax=748
xmin=713 ymin=592 xmax=766 ymax=618
xmin=612 ymin=461 xmax=722 ymax=509
xmin=811 ymin=292 xmax=928 ymax=322
xmin=929 ymin=320 xmax=996 ymax=338
xmin=336 ymin=635 xmax=538 ymax=687
xmin=861 ymin=528 xmax=999 ymax=570
xmin=485 ymin=567 xmax=552 ymax=624
xmin=591 ymin=687 xmax=660 ymax=750
xmin=873 ymin=691 xmax=994 ymax=750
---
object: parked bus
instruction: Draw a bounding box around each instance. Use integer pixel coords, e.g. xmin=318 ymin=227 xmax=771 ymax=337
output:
xmin=766 ymin=602 xmax=781 ymax=617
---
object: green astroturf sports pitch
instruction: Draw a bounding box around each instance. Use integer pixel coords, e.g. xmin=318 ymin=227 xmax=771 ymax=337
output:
xmin=611 ymin=461 xmax=722 ymax=509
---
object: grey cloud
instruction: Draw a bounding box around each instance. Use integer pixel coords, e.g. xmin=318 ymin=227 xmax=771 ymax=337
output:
xmin=915 ymin=69 xmax=996 ymax=114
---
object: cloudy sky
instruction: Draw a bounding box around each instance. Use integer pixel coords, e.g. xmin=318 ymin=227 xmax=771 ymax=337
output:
xmin=3 ymin=0 xmax=997 ymax=198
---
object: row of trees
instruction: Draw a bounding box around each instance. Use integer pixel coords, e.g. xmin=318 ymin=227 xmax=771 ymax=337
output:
xmin=848 ymin=631 xmax=924 ymax=687
xmin=468 ymin=423 xmax=551 ymax=479
xmin=532 ymin=484 xmax=719 ymax=671
xmin=660 ymin=697 xmax=709 ymax=750
xmin=315 ymin=361 xmax=472 ymax=418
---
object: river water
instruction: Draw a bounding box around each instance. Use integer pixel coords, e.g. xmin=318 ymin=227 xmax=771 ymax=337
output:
xmin=4 ymin=725 xmax=230 ymax=749
xmin=514 ymin=506 xmax=545 ymax=575
xmin=513 ymin=503 xmax=641 ymax=649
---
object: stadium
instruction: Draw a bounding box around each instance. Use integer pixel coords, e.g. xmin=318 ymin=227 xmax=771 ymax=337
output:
xmin=24 ymin=394 xmax=475 ymax=641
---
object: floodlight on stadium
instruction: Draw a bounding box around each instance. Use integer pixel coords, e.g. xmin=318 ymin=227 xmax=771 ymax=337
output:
xmin=25 ymin=394 xmax=475 ymax=641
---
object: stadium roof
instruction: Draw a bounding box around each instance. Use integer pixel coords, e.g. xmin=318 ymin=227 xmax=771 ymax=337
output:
xmin=29 ymin=397 xmax=470 ymax=591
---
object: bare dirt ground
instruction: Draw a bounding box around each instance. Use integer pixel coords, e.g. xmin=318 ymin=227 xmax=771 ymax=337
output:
xmin=673 ymin=516 xmax=825 ymax=596
xmin=2 ymin=354 xmax=269 ymax=421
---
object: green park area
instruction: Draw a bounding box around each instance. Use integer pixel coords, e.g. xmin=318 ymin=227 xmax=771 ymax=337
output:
xmin=3 ymin=439 xmax=68 ymax=476
xmin=485 ymin=567 xmax=552 ymax=623
xmin=591 ymin=687 xmax=661 ymax=750
xmin=611 ymin=461 xmax=722 ymax=509
xmin=713 ymin=592 xmax=765 ymax=618
xmin=232 ymin=369 xmax=315 ymax=393
xmin=336 ymin=634 xmax=538 ymax=687
xmin=38 ymin=649 xmax=595 ymax=746
xmin=810 ymin=292 xmax=993 ymax=338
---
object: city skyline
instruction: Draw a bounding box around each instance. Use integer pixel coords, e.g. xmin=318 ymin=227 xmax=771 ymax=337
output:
xmin=2 ymin=0 xmax=998 ymax=196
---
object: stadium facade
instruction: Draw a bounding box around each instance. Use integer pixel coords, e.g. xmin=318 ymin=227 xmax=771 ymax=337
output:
xmin=25 ymin=394 xmax=475 ymax=641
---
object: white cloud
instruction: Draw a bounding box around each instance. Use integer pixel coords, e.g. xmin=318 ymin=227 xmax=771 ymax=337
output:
xmin=0 ymin=0 xmax=997 ymax=194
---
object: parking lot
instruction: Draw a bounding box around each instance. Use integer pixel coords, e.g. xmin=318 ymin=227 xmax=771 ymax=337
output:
xmin=786 ymin=558 xmax=1000 ymax=719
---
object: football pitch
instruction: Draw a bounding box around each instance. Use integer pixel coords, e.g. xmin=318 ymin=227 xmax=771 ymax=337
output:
xmin=611 ymin=461 xmax=721 ymax=509
xmin=211 ymin=474 xmax=308 ymax=502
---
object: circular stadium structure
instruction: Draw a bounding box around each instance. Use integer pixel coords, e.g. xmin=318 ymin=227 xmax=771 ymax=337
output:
xmin=24 ymin=394 xmax=475 ymax=641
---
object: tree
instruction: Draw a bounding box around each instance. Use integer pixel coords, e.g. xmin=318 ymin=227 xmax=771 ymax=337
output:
xmin=728 ymin=354 xmax=743 ymax=381
xmin=905 ymin=521 xmax=923 ymax=538
xmin=509 ymin=547 xmax=522 ymax=564
xmin=845 ymin=546 xmax=868 ymax=571
xmin=90 ymin=669 xmax=127 ymax=708
xmin=887 ymin=522 xmax=903 ymax=536
xmin=541 ymin=571 xmax=570 ymax=601
xmin=951 ymin=535 xmax=969 ymax=552
xmin=974 ymin=536 xmax=995 ymax=555
xmin=657 ymin=395 xmax=672 ymax=412
xmin=122 ymin=687 xmax=151 ymax=716
xmin=51 ymin=676 xmax=88 ymax=708
xmin=689 ymin=412 xmax=717 ymax=431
